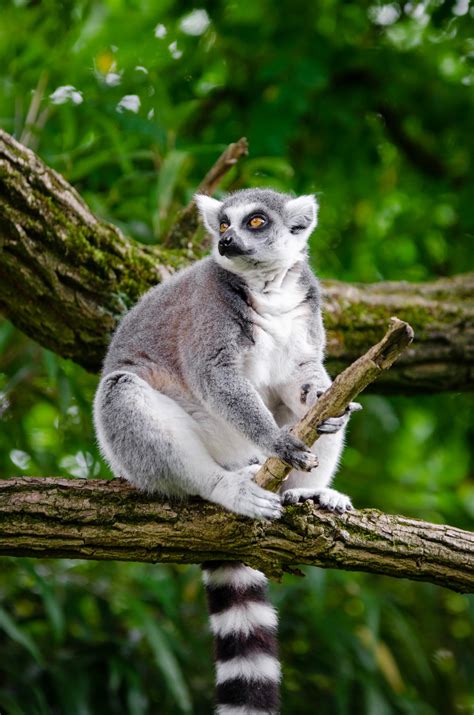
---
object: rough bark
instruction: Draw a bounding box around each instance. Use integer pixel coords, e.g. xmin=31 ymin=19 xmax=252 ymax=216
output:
xmin=323 ymin=275 xmax=474 ymax=394
xmin=0 ymin=129 xmax=472 ymax=391
xmin=256 ymin=318 xmax=414 ymax=491
xmin=0 ymin=477 xmax=472 ymax=594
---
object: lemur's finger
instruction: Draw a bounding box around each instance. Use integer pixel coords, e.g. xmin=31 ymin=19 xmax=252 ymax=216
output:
xmin=291 ymin=450 xmax=319 ymax=471
xmin=346 ymin=401 xmax=363 ymax=413
xmin=317 ymin=416 xmax=347 ymax=434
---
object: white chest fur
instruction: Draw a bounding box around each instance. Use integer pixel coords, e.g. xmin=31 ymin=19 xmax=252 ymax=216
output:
xmin=243 ymin=266 xmax=312 ymax=390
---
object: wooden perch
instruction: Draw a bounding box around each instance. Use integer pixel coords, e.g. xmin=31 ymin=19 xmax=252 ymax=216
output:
xmin=256 ymin=318 xmax=414 ymax=491
xmin=0 ymin=477 xmax=472 ymax=594
xmin=163 ymin=137 xmax=249 ymax=248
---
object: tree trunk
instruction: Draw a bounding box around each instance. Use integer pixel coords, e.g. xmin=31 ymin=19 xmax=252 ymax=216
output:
xmin=1 ymin=129 xmax=472 ymax=392
xmin=0 ymin=478 xmax=472 ymax=594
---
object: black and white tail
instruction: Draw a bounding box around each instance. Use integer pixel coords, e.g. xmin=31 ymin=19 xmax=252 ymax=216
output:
xmin=202 ymin=561 xmax=281 ymax=715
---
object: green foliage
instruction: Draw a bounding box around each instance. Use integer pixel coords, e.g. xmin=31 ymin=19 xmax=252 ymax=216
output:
xmin=0 ymin=559 xmax=210 ymax=715
xmin=0 ymin=0 xmax=473 ymax=713
xmin=1 ymin=0 xmax=473 ymax=275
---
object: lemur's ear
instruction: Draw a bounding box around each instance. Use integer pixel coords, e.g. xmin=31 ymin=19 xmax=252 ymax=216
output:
xmin=285 ymin=195 xmax=319 ymax=235
xmin=195 ymin=194 xmax=223 ymax=234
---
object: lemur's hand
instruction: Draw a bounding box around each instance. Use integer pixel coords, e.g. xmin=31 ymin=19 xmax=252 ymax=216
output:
xmin=300 ymin=384 xmax=362 ymax=435
xmin=272 ymin=427 xmax=318 ymax=471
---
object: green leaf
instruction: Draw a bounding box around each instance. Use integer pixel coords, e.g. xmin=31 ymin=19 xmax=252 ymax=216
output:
xmin=23 ymin=562 xmax=65 ymax=643
xmin=0 ymin=605 xmax=43 ymax=664
xmin=153 ymin=150 xmax=189 ymax=238
xmin=132 ymin=603 xmax=193 ymax=714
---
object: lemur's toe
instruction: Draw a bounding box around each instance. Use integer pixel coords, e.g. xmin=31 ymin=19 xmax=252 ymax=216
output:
xmin=282 ymin=487 xmax=353 ymax=513
xmin=316 ymin=488 xmax=353 ymax=513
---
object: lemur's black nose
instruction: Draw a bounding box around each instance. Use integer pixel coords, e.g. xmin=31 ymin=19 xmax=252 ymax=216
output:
xmin=218 ymin=229 xmax=252 ymax=257
xmin=218 ymin=229 xmax=237 ymax=255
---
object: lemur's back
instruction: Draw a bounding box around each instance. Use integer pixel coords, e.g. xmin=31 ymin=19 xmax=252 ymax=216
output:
xmin=102 ymin=257 xmax=252 ymax=400
xmin=103 ymin=260 xmax=203 ymax=380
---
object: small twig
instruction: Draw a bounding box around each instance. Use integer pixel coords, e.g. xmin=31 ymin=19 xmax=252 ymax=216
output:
xmin=162 ymin=138 xmax=248 ymax=249
xmin=195 ymin=137 xmax=249 ymax=196
xmin=255 ymin=317 xmax=414 ymax=491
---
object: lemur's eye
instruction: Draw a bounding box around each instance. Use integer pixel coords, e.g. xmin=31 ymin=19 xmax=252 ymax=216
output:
xmin=248 ymin=215 xmax=266 ymax=229
xmin=219 ymin=221 xmax=230 ymax=233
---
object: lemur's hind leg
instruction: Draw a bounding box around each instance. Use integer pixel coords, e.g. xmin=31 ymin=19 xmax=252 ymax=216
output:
xmin=94 ymin=371 xmax=282 ymax=520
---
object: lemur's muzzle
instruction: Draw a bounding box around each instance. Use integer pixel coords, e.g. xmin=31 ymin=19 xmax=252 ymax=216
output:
xmin=218 ymin=229 xmax=246 ymax=257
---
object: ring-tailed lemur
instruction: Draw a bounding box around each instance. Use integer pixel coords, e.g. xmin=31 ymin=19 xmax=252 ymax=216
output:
xmin=94 ymin=188 xmax=359 ymax=715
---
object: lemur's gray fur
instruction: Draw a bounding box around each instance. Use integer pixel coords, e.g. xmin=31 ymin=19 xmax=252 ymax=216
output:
xmin=94 ymin=188 xmax=358 ymax=715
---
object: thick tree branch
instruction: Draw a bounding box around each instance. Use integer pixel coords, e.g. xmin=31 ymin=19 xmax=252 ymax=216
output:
xmin=1 ymin=129 xmax=473 ymax=391
xmin=323 ymin=275 xmax=474 ymax=393
xmin=0 ymin=477 xmax=472 ymax=594
xmin=0 ymin=130 xmax=187 ymax=370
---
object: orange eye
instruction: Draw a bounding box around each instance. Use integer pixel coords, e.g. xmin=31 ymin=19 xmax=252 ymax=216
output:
xmin=219 ymin=221 xmax=229 ymax=233
xmin=248 ymin=216 xmax=266 ymax=229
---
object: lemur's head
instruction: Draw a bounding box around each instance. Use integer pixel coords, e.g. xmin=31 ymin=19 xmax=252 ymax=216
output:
xmin=195 ymin=189 xmax=318 ymax=273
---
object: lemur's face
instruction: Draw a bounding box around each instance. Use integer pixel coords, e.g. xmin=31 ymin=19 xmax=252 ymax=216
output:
xmin=196 ymin=189 xmax=318 ymax=271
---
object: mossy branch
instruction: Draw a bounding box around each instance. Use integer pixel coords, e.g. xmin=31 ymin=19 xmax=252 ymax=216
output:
xmin=0 ymin=128 xmax=473 ymax=391
xmin=0 ymin=477 xmax=472 ymax=594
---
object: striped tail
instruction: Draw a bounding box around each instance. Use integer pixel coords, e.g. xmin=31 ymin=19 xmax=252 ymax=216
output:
xmin=202 ymin=561 xmax=281 ymax=715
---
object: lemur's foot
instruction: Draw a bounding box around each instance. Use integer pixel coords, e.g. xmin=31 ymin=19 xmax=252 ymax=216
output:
xmin=210 ymin=465 xmax=283 ymax=521
xmin=272 ymin=428 xmax=318 ymax=472
xmin=317 ymin=400 xmax=363 ymax=435
xmin=282 ymin=487 xmax=353 ymax=513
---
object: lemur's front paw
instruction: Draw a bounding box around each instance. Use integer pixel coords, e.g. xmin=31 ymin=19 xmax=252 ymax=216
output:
xmin=317 ymin=401 xmax=362 ymax=434
xmin=300 ymin=386 xmax=362 ymax=435
xmin=282 ymin=487 xmax=353 ymax=513
xmin=272 ymin=428 xmax=318 ymax=472
xmin=301 ymin=385 xmax=362 ymax=412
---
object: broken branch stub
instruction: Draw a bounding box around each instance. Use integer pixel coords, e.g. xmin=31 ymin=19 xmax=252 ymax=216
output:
xmin=255 ymin=317 xmax=415 ymax=492
xmin=163 ymin=137 xmax=249 ymax=248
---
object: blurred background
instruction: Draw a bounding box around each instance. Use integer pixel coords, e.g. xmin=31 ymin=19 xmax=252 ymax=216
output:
xmin=0 ymin=0 xmax=473 ymax=713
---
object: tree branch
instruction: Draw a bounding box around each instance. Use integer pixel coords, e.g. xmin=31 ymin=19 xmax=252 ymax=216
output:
xmin=1 ymin=129 xmax=473 ymax=391
xmin=0 ymin=477 xmax=472 ymax=593
xmin=256 ymin=318 xmax=414 ymax=491
xmin=322 ymin=275 xmax=474 ymax=393
xmin=162 ymin=137 xmax=249 ymax=248
xmin=0 ymin=129 xmax=187 ymax=371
